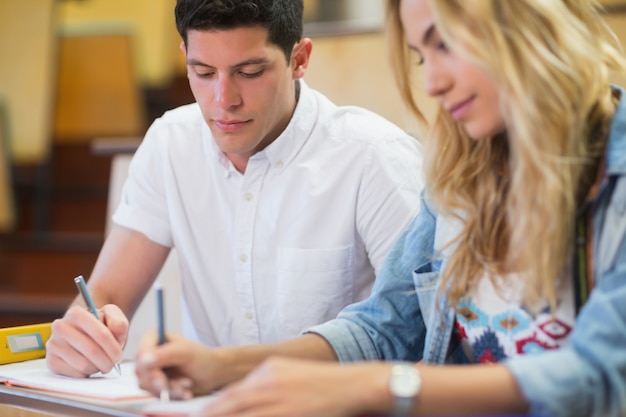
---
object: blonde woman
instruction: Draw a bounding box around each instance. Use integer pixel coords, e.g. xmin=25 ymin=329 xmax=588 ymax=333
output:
xmin=135 ymin=0 xmax=626 ymax=416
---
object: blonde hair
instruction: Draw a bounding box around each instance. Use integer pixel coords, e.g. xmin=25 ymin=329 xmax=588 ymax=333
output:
xmin=386 ymin=0 xmax=626 ymax=308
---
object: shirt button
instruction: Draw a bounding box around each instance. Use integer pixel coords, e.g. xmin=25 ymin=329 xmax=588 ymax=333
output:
xmin=244 ymin=192 xmax=254 ymax=201
xmin=239 ymin=254 xmax=248 ymax=263
xmin=245 ymin=312 xmax=253 ymax=320
xmin=276 ymin=161 xmax=284 ymax=168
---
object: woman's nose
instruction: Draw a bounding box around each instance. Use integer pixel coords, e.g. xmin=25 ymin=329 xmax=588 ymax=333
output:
xmin=423 ymin=62 xmax=451 ymax=98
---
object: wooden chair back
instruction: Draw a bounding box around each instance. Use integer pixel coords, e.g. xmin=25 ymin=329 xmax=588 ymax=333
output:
xmin=0 ymin=101 xmax=16 ymax=232
xmin=53 ymin=22 xmax=146 ymax=144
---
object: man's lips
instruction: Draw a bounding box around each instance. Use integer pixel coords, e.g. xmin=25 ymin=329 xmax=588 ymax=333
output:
xmin=214 ymin=119 xmax=251 ymax=132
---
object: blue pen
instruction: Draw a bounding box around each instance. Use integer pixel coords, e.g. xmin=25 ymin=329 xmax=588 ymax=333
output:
xmin=155 ymin=282 xmax=170 ymax=402
xmin=73 ymin=275 xmax=122 ymax=375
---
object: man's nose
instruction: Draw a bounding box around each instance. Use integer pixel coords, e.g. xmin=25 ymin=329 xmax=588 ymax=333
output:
xmin=214 ymin=75 xmax=241 ymax=108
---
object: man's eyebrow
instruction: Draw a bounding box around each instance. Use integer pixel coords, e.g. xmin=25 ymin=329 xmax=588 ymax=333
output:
xmin=232 ymin=57 xmax=270 ymax=68
xmin=186 ymin=58 xmax=211 ymax=67
xmin=186 ymin=57 xmax=270 ymax=69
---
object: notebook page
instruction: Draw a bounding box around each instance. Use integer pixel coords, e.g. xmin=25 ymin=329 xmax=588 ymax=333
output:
xmin=0 ymin=358 xmax=152 ymax=401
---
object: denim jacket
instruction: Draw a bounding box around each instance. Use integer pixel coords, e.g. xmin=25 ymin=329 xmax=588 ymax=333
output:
xmin=308 ymin=87 xmax=626 ymax=417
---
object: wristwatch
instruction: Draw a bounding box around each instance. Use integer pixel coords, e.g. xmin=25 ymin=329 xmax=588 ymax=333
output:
xmin=389 ymin=362 xmax=422 ymax=416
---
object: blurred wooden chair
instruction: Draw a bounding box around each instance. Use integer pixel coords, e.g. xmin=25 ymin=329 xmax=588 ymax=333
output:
xmin=0 ymin=100 xmax=16 ymax=232
xmin=53 ymin=21 xmax=146 ymax=144
xmin=0 ymin=0 xmax=58 ymax=233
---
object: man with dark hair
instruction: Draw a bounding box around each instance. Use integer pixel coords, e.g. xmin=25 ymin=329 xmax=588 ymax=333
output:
xmin=45 ymin=0 xmax=423 ymax=378
xmin=175 ymin=0 xmax=302 ymax=61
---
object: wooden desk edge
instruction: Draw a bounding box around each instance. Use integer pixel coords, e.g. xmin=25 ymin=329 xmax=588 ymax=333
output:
xmin=0 ymin=384 xmax=147 ymax=417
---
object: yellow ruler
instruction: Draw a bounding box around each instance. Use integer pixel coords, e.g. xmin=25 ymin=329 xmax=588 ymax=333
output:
xmin=0 ymin=323 xmax=52 ymax=365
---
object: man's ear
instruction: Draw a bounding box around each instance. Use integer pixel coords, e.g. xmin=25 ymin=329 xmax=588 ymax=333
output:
xmin=291 ymin=38 xmax=313 ymax=79
xmin=179 ymin=41 xmax=187 ymax=57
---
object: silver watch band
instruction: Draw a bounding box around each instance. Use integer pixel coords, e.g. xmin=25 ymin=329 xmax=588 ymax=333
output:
xmin=389 ymin=363 xmax=421 ymax=416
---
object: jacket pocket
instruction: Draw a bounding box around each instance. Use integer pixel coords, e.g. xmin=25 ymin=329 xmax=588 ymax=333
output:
xmin=412 ymin=266 xmax=439 ymax=329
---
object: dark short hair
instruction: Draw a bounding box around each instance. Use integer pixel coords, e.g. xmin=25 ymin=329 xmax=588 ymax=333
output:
xmin=175 ymin=0 xmax=303 ymax=62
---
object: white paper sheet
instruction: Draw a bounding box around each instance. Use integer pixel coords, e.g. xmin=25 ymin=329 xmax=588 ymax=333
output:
xmin=0 ymin=358 xmax=152 ymax=401
xmin=139 ymin=395 xmax=216 ymax=416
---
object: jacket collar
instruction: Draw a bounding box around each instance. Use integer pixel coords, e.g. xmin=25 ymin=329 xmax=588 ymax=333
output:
xmin=605 ymin=85 xmax=626 ymax=175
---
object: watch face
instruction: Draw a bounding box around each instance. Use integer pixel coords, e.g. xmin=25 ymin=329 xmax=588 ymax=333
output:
xmin=390 ymin=364 xmax=422 ymax=397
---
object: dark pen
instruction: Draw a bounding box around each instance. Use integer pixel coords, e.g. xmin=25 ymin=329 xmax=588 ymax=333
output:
xmin=155 ymin=282 xmax=170 ymax=402
xmin=74 ymin=275 xmax=122 ymax=375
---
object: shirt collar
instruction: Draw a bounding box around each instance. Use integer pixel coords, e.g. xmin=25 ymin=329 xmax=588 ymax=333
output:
xmin=202 ymin=121 xmax=235 ymax=174
xmin=260 ymin=79 xmax=318 ymax=169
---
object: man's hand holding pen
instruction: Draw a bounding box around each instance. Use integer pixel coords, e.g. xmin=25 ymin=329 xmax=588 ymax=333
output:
xmin=45 ymin=297 xmax=128 ymax=378
xmin=74 ymin=275 xmax=123 ymax=376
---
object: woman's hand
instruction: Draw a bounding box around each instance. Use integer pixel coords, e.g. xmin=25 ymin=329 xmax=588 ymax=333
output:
xmin=134 ymin=330 xmax=234 ymax=399
xmin=201 ymin=357 xmax=391 ymax=417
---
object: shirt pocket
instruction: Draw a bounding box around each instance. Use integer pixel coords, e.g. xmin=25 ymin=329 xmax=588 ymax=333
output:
xmin=276 ymin=245 xmax=354 ymax=335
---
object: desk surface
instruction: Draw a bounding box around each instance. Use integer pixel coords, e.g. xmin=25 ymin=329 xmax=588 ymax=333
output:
xmin=0 ymin=384 xmax=150 ymax=417
xmin=0 ymin=382 xmax=216 ymax=417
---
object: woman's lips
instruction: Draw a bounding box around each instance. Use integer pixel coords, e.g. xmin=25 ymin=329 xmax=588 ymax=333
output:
xmin=447 ymin=97 xmax=474 ymax=121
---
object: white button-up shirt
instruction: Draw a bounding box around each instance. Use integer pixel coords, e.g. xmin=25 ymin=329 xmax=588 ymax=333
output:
xmin=113 ymin=81 xmax=423 ymax=346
